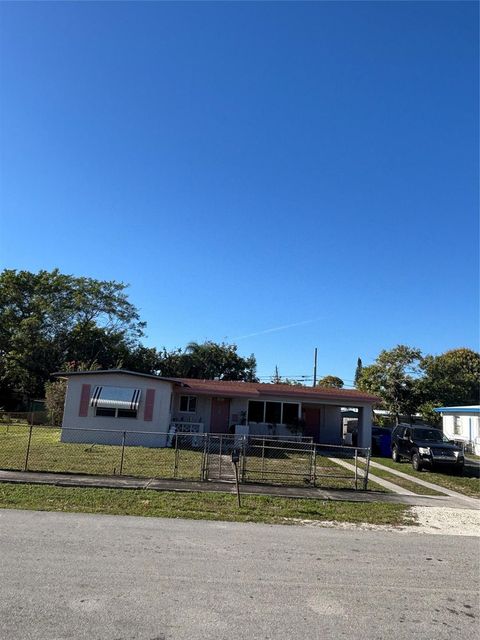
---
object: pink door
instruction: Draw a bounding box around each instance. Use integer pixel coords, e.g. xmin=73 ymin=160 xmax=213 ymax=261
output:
xmin=210 ymin=398 xmax=231 ymax=434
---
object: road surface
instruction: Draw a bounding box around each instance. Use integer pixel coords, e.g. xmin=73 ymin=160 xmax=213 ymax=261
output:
xmin=0 ymin=509 xmax=478 ymax=639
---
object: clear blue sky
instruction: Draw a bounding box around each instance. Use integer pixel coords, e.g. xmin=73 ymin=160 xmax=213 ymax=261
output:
xmin=0 ymin=1 xmax=478 ymax=385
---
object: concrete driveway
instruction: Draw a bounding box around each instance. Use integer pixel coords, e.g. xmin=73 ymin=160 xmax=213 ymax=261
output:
xmin=1 ymin=509 xmax=479 ymax=640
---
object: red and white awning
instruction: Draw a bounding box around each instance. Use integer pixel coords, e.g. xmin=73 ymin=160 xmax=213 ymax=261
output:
xmin=90 ymin=386 xmax=141 ymax=410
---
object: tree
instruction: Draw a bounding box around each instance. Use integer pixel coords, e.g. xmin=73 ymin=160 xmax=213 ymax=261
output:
xmin=271 ymin=365 xmax=282 ymax=384
xmin=417 ymin=348 xmax=480 ymax=423
xmin=44 ymin=360 xmax=101 ymax=425
xmin=354 ymin=357 xmax=363 ymax=387
xmin=178 ymin=341 xmax=258 ymax=381
xmin=146 ymin=341 xmax=258 ymax=381
xmin=44 ymin=378 xmax=67 ymax=426
xmin=0 ymin=269 xmax=145 ymax=406
xmin=357 ymin=345 xmax=422 ymax=425
xmin=317 ymin=375 xmax=344 ymax=388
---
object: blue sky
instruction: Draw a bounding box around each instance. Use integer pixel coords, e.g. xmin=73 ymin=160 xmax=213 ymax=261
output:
xmin=0 ymin=1 xmax=478 ymax=385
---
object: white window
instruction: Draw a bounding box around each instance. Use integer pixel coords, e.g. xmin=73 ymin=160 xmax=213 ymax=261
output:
xmin=180 ymin=395 xmax=197 ymax=413
xmin=453 ymin=416 xmax=462 ymax=435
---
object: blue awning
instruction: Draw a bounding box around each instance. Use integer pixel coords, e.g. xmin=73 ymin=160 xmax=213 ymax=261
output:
xmin=434 ymin=406 xmax=480 ymax=414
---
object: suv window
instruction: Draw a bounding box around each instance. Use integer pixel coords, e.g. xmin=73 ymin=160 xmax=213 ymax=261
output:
xmin=404 ymin=428 xmax=411 ymax=439
xmin=412 ymin=428 xmax=449 ymax=443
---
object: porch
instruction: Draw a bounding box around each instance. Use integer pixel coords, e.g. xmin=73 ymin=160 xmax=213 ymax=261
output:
xmin=170 ymin=395 xmax=373 ymax=448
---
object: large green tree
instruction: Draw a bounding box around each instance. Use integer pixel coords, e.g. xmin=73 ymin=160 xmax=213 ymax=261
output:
xmin=166 ymin=341 xmax=258 ymax=381
xmin=0 ymin=269 xmax=145 ymax=406
xmin=417 ymin=348 xmax=480 ymax=424
xmin=357 ymin=345 xmax=422 ymax=425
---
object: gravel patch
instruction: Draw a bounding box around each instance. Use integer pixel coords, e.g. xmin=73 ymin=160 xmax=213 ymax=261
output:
xmin=409 ymin=506 xmax=480 ymax=536
xmin=284 ymin=506 xmax=480 ymax=536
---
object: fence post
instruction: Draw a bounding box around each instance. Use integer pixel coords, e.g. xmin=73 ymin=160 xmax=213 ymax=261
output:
xmin=219 ymin=434 xmax=223 ymax=479
xmin=201 ymin=433 xmax=209 ymax=481
xmin=354 ymin=448 xmax=358 ymax=491
xmin=241 ymin=435 xmax=246 ymax=483
xmin=24 ymin=424 xmax=33 ymax=471
xmin=363 ymin=448 xmax=371 ymax=490
xmin=312 ymin=444 xmax=317 ymax=487
xmin=174 ymin=433 xmax=179 ymax=478
xmin=119 ymin=431 xmax=126 ymax=475
xmin=261 ymin=438 xmax=266 ymax=480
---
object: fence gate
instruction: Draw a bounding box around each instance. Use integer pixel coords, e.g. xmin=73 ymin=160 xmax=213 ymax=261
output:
xmin=204 ymin=434 xmax=240 ymax=481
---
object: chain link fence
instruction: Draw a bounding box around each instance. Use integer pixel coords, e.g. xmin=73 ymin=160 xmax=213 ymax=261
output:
xmin=0 ymin=424 xmax=371 ymax=490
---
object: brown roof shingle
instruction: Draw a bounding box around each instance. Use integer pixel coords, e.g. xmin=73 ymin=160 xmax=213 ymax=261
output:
xmin=173 ymin=378 xmax=379 ymax=404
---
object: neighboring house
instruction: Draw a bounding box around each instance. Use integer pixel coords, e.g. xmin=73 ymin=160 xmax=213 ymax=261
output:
xmin=55 ymin=369 xmax=379 ymax=448
xmin=434 ymin=405 xmax=480 ymax=454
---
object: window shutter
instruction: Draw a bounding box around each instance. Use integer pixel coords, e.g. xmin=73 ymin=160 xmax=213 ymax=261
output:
xmin=78 ymin=384 xmax=91 ymax=417
xmin=144 ymin=389 xmax=155 ymax=422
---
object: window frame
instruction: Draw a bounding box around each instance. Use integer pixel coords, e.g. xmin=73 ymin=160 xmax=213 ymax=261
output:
xmin=453 ymin=416 xmax=462 ymax=435
xmin=247 ymin=400 xmax=300 ymax=425
xmin=179 ymin=395 xmax=197 ymax=413
xmin=95 ymin=407 xmax=138 ymax=419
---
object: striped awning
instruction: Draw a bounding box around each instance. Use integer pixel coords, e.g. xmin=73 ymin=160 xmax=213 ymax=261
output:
xmin=90 ymin=386 xmax=141 ymax=410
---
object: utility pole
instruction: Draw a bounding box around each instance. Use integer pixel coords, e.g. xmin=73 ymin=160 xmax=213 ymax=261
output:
xmin=313 ymin=347 xmax=318 ymax=387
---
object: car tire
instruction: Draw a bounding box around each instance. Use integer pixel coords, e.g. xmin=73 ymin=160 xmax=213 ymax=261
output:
xmin=392 ymin=446 xmax=401 ymax=463
xmin=412 ymin=453 xmax=423 ymax=472
xmin=452 ymin=464 xmax=464 ymax=476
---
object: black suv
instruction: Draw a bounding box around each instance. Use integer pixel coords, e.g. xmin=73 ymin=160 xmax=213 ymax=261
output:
xmin=391 ymin=425 xmax=464 ymax=473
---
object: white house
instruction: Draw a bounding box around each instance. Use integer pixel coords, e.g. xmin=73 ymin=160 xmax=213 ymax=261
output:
xmin=55 ymin=369 xmax=379 ymax=448
xmin=434 ymin=405 xmax=480 ymax=455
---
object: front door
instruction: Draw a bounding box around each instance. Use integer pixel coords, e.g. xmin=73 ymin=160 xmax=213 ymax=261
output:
xmin=303 ymin=407 xmax=321 ymax=440
xmin=210 ymin=397 xmax=231 ymax=434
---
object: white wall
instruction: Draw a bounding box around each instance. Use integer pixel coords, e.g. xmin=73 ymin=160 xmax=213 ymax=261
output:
xmin=171 ymin=392 xmax=212 ymax=429
xmin=61 ymin=373 xmax=174 ymax=447
xmin=442 ymin=413 xmax=480 ymax=443
xmin=321 ymin=406 xmax=343 ymax=444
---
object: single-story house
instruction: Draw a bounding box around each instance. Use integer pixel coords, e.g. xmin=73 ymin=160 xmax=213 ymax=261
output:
xmin=55 ymin=369 xmax=379 ymax=448
xmin=434 ymin=405 xmax=480 ymax=455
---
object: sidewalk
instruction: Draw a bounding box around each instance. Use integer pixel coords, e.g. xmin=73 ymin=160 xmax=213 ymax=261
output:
xmin=0 ymin=469 xmax=476 ymax=509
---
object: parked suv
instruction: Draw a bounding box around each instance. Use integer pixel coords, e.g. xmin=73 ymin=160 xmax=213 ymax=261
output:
xmin=391 ymin=425 xmax=464 ymax=473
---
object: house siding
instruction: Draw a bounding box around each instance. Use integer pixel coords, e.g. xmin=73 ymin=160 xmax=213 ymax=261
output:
xmin=61 ymin=373 xmax=174 ymax=447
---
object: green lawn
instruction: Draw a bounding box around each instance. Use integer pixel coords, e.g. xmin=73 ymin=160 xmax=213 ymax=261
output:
xmin=0 ymin=425 xmax=202 ymax=479
xmin=356 ymin=460 xmax=443 ymax=496
xmin=0 ymin=426 xmax=371 ymax=491
xmin=371 ymin=457 xmax=480 ymax=499
xmin=0 ymin=482 xmax=412 ymax=526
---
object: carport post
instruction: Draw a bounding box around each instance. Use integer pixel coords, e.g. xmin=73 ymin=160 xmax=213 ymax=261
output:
xmin=119 ymin=431 xmax=126 ymax=475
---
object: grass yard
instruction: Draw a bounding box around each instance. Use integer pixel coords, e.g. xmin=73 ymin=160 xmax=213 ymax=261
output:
xmin=0 ymin=425 xmax=202 ymax=479
xmin=371 ymin=457 xmax=480 ymax=499
xmin=0 ymin=426 xmax=369 ymax=491
xmin=0 ymin=482 xmax=412 ymax=526
xmin=356 ymin=460 xmax=443 ymax=496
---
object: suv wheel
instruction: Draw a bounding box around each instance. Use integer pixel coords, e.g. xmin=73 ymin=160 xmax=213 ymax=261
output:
xmin=392 ymin=446 xmax=401 ymax=463
xmin=412 ymin=453 xmax=423 ymax=472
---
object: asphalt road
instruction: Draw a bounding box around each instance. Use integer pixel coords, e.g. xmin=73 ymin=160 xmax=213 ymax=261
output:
xmin=0 ymin=510 xmax=478 ymax=640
